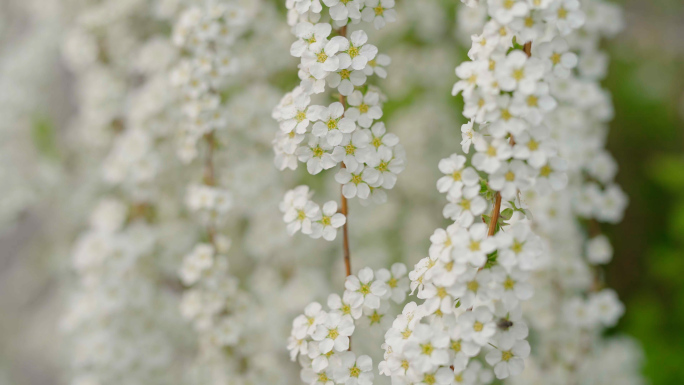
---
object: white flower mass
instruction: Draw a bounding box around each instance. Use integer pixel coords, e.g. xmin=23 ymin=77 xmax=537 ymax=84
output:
xmin=0 ymin=0 xmax=648 ymax=384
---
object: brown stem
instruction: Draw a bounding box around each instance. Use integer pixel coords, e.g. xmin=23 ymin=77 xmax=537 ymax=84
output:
xmin=485 ymin=42 xmax=531 ymax=237
xmin=204 ymin=131 xmax=217 ymax=244
xmin=487 ymin=193 xmax=502 ymax=237
xmin=335 ymin=26 xmax=352 ymax=278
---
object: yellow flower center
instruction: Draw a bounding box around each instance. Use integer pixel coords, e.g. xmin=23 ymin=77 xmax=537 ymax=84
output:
xmin=359 ymin=103 xmax=369 ymax=114
xmin=377 ymin=161 xmax=389 ymax=172
xmin=350 ymin=366 xmax=361 ymax=377
xmin=504 ymin=277 xmax=516 ymax=290
xmin=345 ymin=143 xmax=356 ymax=155
xmin=351 ymin=174 xmax=363 ymax=185
xmin=540 ymin=165 xmax=552 ymax=177
xmin=437 ymin=287 xmax=448 ymax=298
xmin=388 ymin=277 xmax=398 ymax=288
xmin=295 ymin=110 xmax=307 ymax=122
xmin=525 ymin=16 xmax=534 ymax=28
xmin=502 ymin=350 xmax=514 ymax=361
xmin=348 ymin=46 xmax=359 ymax=58
xmin=452 ymin=171 xmax=462 ymax=181
xmin=452 ymin=340 xmax=462 ymax=352
xmin=527 ymin=95 xmax=539 ymax=107
xmin=469 ymin=240 xmax=481 ymax=251
xmin=423 ymin=374 xmax=436 ymax=385
xmin=318 ymin=373 xmax=330 ymax=382
xmin=558 ymin=7 xmax=568 ymax=19
xmin=473 ymin=321 xmax=484 ymax=332
xmin=501 ymin=109 xmax=512 ymax=121
xmin=340 ymin=69 xmax=351 ymax=80
xmin=467 ymin=280 xmax=479 ymax=292
xmin=487 ymin=145 xmax=498 ymax=157
xmin=512 ymin=68 xmax=525 ymax=81
xmin=459 ymin=198 xmax=471 ymax=210
xmin=372 ymin=137 xmax=382 ymax=148
xmin=421 ymin=343 xmax=434 ymax=355
xmin=317 ymin=52 xmax=328 ymax=63
xmin=512 ymin=240 xmax=524 ymax=253
xmin=374 ymin=6 xmax=384 ymax=15
xmin=321 ymin=216 xmax=331 ymax=226
xmin=328 ymin=328 xmax=339 ymax=339
xmin=327 ymin=119 xmax=338 ymax=130
xmin=313 ymin=146 xmax=324 ymax=158
xmin=359 ymin=283 xmax=371 ymax=295
xmin=505 ymin=171 xmax=516 ymax=181
xmin=503 ymin=0 xmax=515 ymax=9
xmin=369 ymin=311 xmax=382 ymax=325
xmin=551 ymin=52 xmax=562 ymax=65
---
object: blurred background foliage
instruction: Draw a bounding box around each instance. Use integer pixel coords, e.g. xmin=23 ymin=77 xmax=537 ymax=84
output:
xmin=603 ymin=0 xmax=684 ymax=383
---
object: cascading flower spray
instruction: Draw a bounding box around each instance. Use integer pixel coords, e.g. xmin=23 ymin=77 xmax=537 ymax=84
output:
xmin=375 ymin=0 xmax=602 ymax=383
xmin=276 ymin=0 xmax=414 ymax=383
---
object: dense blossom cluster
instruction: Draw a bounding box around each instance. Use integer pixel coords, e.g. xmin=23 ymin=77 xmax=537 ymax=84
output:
xmin=377 ymin=0 xmax=604 ymax=383
xmin=60 ymin=1 xmax=189 ymax=383
xmin=274 ymin=0 xmax=406 ymax=241
xmin=288 ymin=265 xmax=410 ymax=384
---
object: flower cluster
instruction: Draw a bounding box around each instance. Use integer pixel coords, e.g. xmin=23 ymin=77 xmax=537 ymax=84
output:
xmin=281 ymin=185 xmax=347 ymax=241
xmin=504 ymin=0 xmax=638 ymax=382
xmin=288 ymin=265 xmax=409 ymax=383
xmin=273 ymin=0 xmax=405 ymax=241
xmin=378 ymin=0 xmax=602 ymax=382
xmin=171 ymin=2 xmax=248 ymax=163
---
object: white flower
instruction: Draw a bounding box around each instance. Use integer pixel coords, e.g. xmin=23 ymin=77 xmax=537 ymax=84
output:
xmin=586 ymin=234 xmax=613 ymax=265
xmin=279 ymin=93 xmax=316 ymax=134
xmin=333 ymin=352 xmax=374 ymax=385
xmin=312 ymin=102 xmax=356 ymax=146
xmin=281 ymin=185 xmax=320 ymax=235
xmin=336 ymin=30 xmax=378 ymax=71
xmin=437 ymin=154 xmax=480 ymax=197
xmin=291 ymin=22 xmax=333 ymax=57
xmin=312 ymin=312 xmax=355 ymax=353
xmin=310 ymin=201 xmax=346 ymax=241
xmin=297 ymin=135 xmax=337 ymax=174
xmin=443 ymin=185 xmax=488 ymax=227
xmin=293 ymin=302 xmax=327 ymax=339
xmin=302 ymin=39 xmax=342 ymax=79
xmin=458 ymin=306 xmax=496 ymax=346
xmin=543 ymin=0 xmax=585 ymax=36
xmin=328 ymin=291 xmax=364 ymax=320
xmin=512 ymin=125 xmax=556 ymax=167
xmin=488 ymin=160 xmax=532 ymax=200
xmin=536 ymin=37 xmax=578 ymax=78
xmin=495 ymin=223 xmax=542 ymax=270
xmin=454 ymin=223 xmax=497 ymax=267
xmin=472 ymin=138 xmax=512 ymax=174
xmin=490 ymin=266 xmax=533 ymax=310
xmin=452 ymin=60 xmax=489 ymax=98
xmin=328 ymin=67 xmax=367 ymax=96
xmin=588 ymin=289 xmax=624 ymax=327
xmin=375 ymin=263 xmax=409 ymax=303
xmin=346 ymin=90 xmax=383 ymax=128
xmin=323 ymin=0 xmax=362 ymax=23
xmin=331 ymin=129 xmax=371 ymax=170
xmin=345 ymin=267 xmax=388 ymax=309
xmin=484 ymin=340 xmax=530 ymax=379
xmin=363 ymin=53 xmax=391 ymax=78
xmin=495 ymin=50 xmax=544 ymax=95
xmin=361 ymin=0 xmax=397 ymax=30
xmin=336 ymin=164 xmax=380 ymax=199
xmin=367 ymin=122 xmax=399 ymax=155
xmin=533 ymin=156 xmax=568 ymax=194
xmin=487 ymin=0 xmax=529 ymax=24
xmin=403 ymin=323 xmax=450 ymax=373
